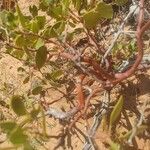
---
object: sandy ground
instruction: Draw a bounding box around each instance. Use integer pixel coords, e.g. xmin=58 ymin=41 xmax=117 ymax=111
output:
xmin=0 ymin=0 xmax=150 ymax=149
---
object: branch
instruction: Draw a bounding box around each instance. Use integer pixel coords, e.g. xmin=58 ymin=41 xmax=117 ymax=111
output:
xmin=114 ymin=0 xmax=150 ymax=84
xmin=101 ymin=3 xmax=139 ymax=63
xmin=83 ymin=91 xmax=110 ymax=149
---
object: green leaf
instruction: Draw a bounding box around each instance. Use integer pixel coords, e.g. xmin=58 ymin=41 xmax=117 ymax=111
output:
xmin=17 ymin=67 xmax=26 ymax=72
xmin=109 ymin=141 xmax=120 ymax=150
xmin=83 ymin=10 xmax=100 ymax=28
xmin=31 ymin=20 xmax=39 ymax=33
xmin=62 ymin=0 xmax=70 ymax=15
xmin=83 ymin=2 xmax=113 ymax=28
xmin=7 ymin=12 xmax=17 ymax=28
xmin=49 ymin=27 xmax=58 ymax=38
xmin=51 ymin=70 xmax=63 ymax=81
xmin=0 ymin=121 xmax=17 ymax=134
xmin=32 ymin=86 xmax=42 ymax=95
xmin=35 ymin=46 xmax=47 ymax=69
xmin=15 ymin=35 xmax=25 ymax=47
xmin=36 ymin=16 xmax=46 ymax=29
xmin=109 ymin=95 xmax=123 ymax=130
xmin=57 ymin=21 xmax=65 ymax=34
xmin=47 ymin=5 xmax=62 ymax=19
xmin=0 ymin=10 xmax=8 ymax=25
xmin=128 ymin=40 xmax=136 ymax=52
xmin=11 ymin=95 xmax=27 ymax=116
xmin=96 ymin=2 xmax=113 ymax=19
xmin=24 ymin=34 xmax=38 ymax=46
xmin=12 ymin=49 xmax=25 ymax=59
xmin=113 ymin=0 xmax=128 ymax=6
xmin=29 ymin=5 xmax=38 ymax=17
xmin=43 ymin=21 xmax=66 ymax=38
xmin=16 ymin=5 xmax=26 ymax=27
xmin=44 ymin=21 xmax=65 ymax=38
xmin=9 ymin=127 xmax=27 ymax=145
xmin=24 ymin=142 xmax=34 ymax=150
xmin=35 ymin=38 xmax=44 ymax=49
xmin=7 ymin=12 xmax=15 ymax=22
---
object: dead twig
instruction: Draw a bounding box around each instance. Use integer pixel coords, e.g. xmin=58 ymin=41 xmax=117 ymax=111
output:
xmin=83 ymin=90 xmax=110 ymax=149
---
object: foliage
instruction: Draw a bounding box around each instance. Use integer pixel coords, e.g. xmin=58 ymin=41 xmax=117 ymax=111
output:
xmin=0 ymin=0 xmax=149 ymax=149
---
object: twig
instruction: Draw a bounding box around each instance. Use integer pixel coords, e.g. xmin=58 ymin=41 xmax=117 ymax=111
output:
xmin=83 ymin=90 xmax=110 ymax=149
xmin=113 ymin=0 xmax=150 ymax=84
xmin=5 ymin=42 xmax=35 ymax=52
xmin=101 ymin=4 xmax=139 ymax=63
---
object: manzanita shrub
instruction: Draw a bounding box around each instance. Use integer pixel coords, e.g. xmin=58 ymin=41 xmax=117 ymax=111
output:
xmin=0 ymin=0 xmax=149 ymax=149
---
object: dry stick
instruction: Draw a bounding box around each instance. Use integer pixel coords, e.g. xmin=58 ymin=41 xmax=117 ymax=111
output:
xmin=55 ymin=52 xmax=104 ymax=83
xmin=69 ymin=86 xmax=94 ymax=129
xmin=86 ymin=29 xmax=104 ymax=54
xmin=83 ymin=88 xmax=97 ymax=150
xmin=44 ymin=52 xmax=150 ymax=119
xmin=83 ymin=90 xmax=110 ymax=149
xmin=101 ymin=4 xmax=139 ymax=63
xmin=76 ymin=75 xmax=86 ymax=109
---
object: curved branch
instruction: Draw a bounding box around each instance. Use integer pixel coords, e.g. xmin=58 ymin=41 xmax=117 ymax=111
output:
xmin=113 ymin=0 xmax=150 ymax=85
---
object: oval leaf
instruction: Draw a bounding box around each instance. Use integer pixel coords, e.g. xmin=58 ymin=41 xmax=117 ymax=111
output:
xmin=35 ymin=46 xmax=47 ymax=69
xmin=96 ymin=2 xmax=113 ymax=19
xmin=32 ymin=86 xmax=42 ymax=95
xmin=11 ymin=95 xmax=27 ymax=116
xmin=9 ymin=127 xmax=27 ymax=145
xmin=83 ymin=10 xmax=100 ymax=28
xmin=35 ymin=38 xmax=44 ymax=49
xmin=36 ymin=16 xmax=46 ymax=29
xmin=29 ymin=5 xmax=38 ymax=17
